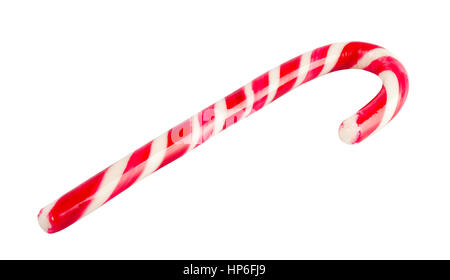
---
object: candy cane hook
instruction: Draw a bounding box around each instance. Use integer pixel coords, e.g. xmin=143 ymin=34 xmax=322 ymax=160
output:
xmin=38 ymin=42 xmax=409 ymax=233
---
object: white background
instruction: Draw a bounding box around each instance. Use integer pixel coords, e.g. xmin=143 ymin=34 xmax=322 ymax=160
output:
xmin=0 ymin=1 xmax=449 ymax=259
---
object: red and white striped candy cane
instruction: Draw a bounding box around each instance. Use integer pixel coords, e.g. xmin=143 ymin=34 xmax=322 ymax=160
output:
xmin=38 ymin=42 xmax=409 ymax=233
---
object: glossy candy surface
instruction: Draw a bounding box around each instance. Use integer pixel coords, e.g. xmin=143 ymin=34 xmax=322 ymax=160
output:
xmin=38 ymin=42 xmax=409 ymax=233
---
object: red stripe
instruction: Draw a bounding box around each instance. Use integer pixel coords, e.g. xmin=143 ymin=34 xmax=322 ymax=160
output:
xmin=252 ymin=72 xmax=269 ymax=93
xmin=280 ymin=55 xmax=300 ymax=78
xmin=331 ymin=42 xmax=379 ymax=72
xmin=224 ymin=87 xmax=246 ymax=130
xmin=251 ymin=72 xmax=269 ymax=111
xmin=157 ymin=119 xmax=192 ymax=170
xmin=198 ymin=104 xmax=215 ymax=143
xmin=225 ymin=87 xmax=246 ymax=110
xmin=272 ymin=56 xmax=301 ymax=101
xmin=47 ymin=169 xmax=107 ymax=233
xmin=303 ymin=44 xmax=331 ymax=83
xmin=107 ymin=141 xmax=152 ymax=202
xmin=252 ymin=95 xmax=267 ymax=111
xmin=354 ymin=86 xmax=387 ymax=143
xmin=273 ymin=79 xmax=296 ymax=101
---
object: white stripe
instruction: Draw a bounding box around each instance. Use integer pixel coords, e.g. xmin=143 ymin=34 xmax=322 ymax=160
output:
xmin=242 ymin=83 xmax=255 ymax=118
xmin=294 ymin=51 xmax=311 ymax=87
xmin=187 ymin=114 xmax=201 ymax=152
xmin=264 ymin=66 xmax=281 ymax=105
xmin=374 ymin=70 xmax=400 ymax=132
xmin=354 ymin=48 xmax=395 ymax=69
xmin=319 ymin=42 xmax=347 ymax=76
xmin=212 ymin=98 xmax=227 ymax=136
xmin=139 ymin=132 xmax=168 ymax=179
xmin=83 ymin=154 xmax=131 ymax=216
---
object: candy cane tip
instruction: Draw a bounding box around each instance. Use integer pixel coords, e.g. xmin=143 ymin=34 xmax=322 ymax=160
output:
xmin=338 ymin=115 xmax=361 ymax=145
xmin=37 ymin=213 xmax=51 ymax=233
xmin=37 ymin=203 xmax=55 ymax=233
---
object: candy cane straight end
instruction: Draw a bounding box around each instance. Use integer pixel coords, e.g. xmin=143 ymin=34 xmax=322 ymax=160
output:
xmin=38 ymin=41 xmax=409 ymax=233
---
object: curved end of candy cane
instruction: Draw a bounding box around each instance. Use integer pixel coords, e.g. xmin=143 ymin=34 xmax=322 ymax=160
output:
xmin=332 ymin=43 xmax=409 ymax=145
xmin=338 ymin=115 xmax=361 ymax=144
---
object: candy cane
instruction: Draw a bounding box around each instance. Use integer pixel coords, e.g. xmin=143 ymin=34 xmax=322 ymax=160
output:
xmin=38 ymin=42 xmax=409 ymax=233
